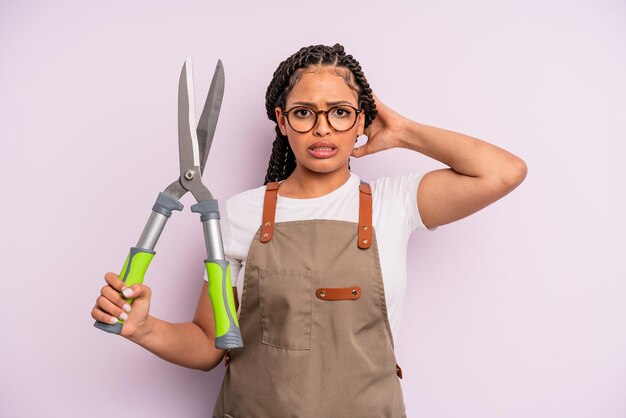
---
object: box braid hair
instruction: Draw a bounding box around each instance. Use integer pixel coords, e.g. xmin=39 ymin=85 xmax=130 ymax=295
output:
xmin=263 ymin=43 xmax=377 ymax=185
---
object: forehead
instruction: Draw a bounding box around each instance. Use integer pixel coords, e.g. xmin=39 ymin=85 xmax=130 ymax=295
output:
xmin=286 ymin=67 xmax=358 ymax=107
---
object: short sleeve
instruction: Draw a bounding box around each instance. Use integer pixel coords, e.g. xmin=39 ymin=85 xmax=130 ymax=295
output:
xmin=408 ymin=171 xmax=438 ymax=232
xmin=203 ymin=199 xmax=243 ymax=283
xmin=375 ymin=172 xmax=437 ymax=233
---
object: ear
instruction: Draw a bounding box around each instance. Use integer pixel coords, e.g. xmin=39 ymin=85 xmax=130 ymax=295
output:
xmin=356 ymin=110 xmax=365 ymax=137
xmin=275 ymin=107 xmax=287 ymax=136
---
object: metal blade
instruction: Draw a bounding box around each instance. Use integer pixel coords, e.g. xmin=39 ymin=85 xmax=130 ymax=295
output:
xmin=178 ymin=56 xmax=201 ymax=178
xmin=163 ymin=179 xmax=188 ymax=200
xmin=197 ymin=59 xmax=225 ymax=175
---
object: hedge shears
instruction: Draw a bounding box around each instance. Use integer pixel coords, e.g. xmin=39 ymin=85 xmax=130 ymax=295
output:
xmin=93 ymin=57 xmax=243 ymax=349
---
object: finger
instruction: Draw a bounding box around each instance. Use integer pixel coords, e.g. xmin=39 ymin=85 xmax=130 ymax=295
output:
xmin=104 ymin=271 xmax=136 ymax=299
xmin=123 ymin=283 xmax=151 ymax=301
xmin=91 ymin=302 xmax=122 ymax=325
xmin=104 ymin=272 xmax=126 ymax=293
xmin=102 ymin=285 xmax=132 ymax=313
xmin=351 ymin=144 xmax=368 ymax=158
xmin=96 ymin=295 xmax=128 ymax=321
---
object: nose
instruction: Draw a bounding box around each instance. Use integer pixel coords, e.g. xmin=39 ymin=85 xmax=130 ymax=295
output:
xmin=313 ymin=110 xmax=332 ymax=136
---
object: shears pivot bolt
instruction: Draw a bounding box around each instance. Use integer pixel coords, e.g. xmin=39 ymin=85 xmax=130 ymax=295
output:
xmin=184 ymin=170 xmax=195 ymax=180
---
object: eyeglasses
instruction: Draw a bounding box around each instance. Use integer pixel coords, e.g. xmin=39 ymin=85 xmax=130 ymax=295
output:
xmin=282 ymin=105 xmax=363 ymax=133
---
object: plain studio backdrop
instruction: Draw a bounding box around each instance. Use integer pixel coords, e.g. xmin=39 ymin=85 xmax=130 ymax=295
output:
xmin=1 ymin=1 xmax=624 ymax=417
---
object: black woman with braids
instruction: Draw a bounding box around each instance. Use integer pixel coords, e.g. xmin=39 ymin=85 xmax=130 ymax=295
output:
xmin=92 ymin=43 xmax=527 ymax=417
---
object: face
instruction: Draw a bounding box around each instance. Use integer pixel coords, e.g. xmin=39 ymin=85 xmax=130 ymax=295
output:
xmin=274 ymin=66 xmax=365 ymax=176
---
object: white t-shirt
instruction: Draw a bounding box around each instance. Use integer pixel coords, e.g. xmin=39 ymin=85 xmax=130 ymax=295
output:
xmin=204 ymin=171 xmax=437 ymax=344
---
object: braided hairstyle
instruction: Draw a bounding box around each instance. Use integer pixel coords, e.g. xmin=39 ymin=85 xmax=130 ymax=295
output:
xmin=263 ymin=43 xmax=377 ymax=185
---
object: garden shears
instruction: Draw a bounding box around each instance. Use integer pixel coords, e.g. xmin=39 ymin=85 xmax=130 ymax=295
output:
xmin=93 ymin=57 xmax=243 ymax=349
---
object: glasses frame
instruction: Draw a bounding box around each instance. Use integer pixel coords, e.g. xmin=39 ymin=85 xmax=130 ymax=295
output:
xmin=281 ymin=104 xmax=364 ymax=133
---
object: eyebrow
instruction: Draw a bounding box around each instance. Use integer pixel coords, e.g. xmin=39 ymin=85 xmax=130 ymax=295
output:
xmin=291 ymin=100 xmax=356 ymax=107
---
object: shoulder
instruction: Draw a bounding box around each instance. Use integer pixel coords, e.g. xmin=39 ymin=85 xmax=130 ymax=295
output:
xmin=368 ymin=172 xmax=427 ymax=198
xmin=225 ymin=183 xmax=266 ymax=208
xmin=223 ymin=184 xmax=266 ymax=227
xmin=366 ymin=171 xmax=434 ymax=232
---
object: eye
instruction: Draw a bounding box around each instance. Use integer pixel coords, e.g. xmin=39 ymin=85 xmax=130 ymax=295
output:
xmin=292 ymin=108 xmax=313 ymax=118
xmin=330 ymin=106 xmax=353 ymax=118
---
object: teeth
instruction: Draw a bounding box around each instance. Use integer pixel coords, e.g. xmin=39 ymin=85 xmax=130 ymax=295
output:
xmin=312 ymin=147 xmax=334 ymax=151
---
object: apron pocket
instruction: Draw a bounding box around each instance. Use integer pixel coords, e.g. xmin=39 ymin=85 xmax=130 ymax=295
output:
xmin=258 ymin=269 xmax=312 ymax=350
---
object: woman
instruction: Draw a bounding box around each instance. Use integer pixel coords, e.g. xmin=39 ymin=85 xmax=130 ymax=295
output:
xmin=92 ymin=44 xmax=527 ymax=417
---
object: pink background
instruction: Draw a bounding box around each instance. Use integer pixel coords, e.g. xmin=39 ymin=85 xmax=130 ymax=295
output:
xmin=2 ymin=1 xmax=625 ymax=417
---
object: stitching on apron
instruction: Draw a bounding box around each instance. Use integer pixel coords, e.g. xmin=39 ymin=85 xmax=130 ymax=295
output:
xmin=258 ymin=268 xmax=313 ymax=350
xmin=368 ymin=229 xmax=397 ymax=352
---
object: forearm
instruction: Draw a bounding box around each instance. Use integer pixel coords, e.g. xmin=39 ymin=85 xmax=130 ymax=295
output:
xmin=127 ymin=315 xmax=225 ymax=372
xmin=397 ymin=120 xmax=526 ymax=182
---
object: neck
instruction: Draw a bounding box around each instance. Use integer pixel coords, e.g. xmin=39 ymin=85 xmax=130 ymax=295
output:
xmin=279 ymin=164 xmax=351 ymax=199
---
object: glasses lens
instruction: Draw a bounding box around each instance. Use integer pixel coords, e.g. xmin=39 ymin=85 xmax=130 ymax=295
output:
xmin=328 ymin=106 xmax=357 ymax=131
xmin=287 ymin=106 xmax=357 ymax=132
xmin=288 ymin=107 xmax=317 ymax=132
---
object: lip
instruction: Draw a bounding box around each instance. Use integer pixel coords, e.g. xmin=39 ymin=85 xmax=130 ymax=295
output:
xmin=309 ymin=141 xmax=337 ymax=150
xmin=308 ymin=141 xmax=338 ymax=159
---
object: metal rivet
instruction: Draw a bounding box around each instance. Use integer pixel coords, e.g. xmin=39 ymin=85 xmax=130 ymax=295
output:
xmin=362 ymin=239 xmax=368 ymax=244
xmin=352 ymin=289 xmax=357 ymax=296
xmin=319 ymin=291 xmax=326 ymax=297
xmin=184 ymin=170 xmax=194 ymax=180
xmin=263 ymin=233 xmax=269 ymax=238
xmin=362 ymin=225 xmax=368 ymax=230
xmin=265 ymin=221 xmax=271 ymax=227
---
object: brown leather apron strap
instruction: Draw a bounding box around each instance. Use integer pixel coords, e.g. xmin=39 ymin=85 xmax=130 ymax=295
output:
xmin=260 ymin=182 xmax=279 ymax=243
xmin=260 ymin=180 xmax=373 ymax=249
xmin=358 ymin=181 xmax=372 ymax=249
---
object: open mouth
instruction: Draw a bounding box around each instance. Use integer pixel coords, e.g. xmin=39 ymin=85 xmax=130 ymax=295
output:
xmin=308 ymin=142 xmax=338 ymax=158
xmin=309 ymin=142 xmax=337 ymax=151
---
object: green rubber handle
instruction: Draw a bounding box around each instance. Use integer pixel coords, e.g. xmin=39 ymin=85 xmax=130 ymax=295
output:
xmin=206 ymin=259 xmax=243 ymax=349
xmin=94 ymin=247 xmax=155 ymax=334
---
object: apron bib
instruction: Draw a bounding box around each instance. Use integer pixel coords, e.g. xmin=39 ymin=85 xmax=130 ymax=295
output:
xmin=213 ymin=181 xmax=406 ymax=418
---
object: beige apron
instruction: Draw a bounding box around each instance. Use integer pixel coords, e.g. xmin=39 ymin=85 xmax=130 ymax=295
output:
xmin=213 ymin=180 xmax=406 ymax=418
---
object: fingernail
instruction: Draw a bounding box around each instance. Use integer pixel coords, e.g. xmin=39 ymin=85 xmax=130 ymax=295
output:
xmin=119 ymin=312 xmax=128 ymax=321
xmin=109 ymin=316 xmax=118 ymax=324
xmin=122 ymin=287 xmax=133 ymax=298
xmin=123 ymin=304 xmax=131 ymax=312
